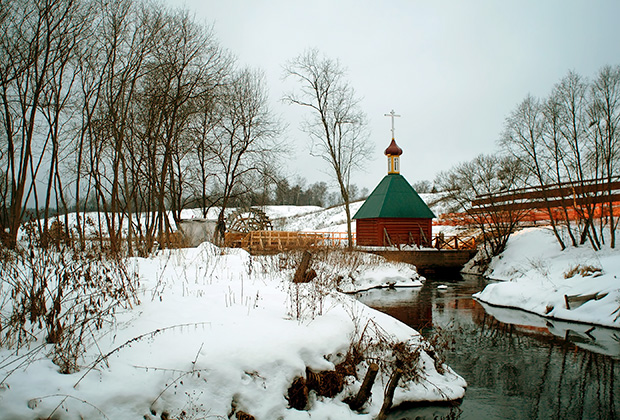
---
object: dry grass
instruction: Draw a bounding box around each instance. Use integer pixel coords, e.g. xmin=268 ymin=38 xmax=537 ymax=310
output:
xmin=563 ymin=264 xmax=602 ymax=279
xmin=0 ymin=222 xmax=139 ymax=375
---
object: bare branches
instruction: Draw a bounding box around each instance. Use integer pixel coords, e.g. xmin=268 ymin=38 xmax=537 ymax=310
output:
xmin=435 ymin=154 xmax=527 ymax=257
xmin=0 ymin=0 xmax=89 ymax=247
xmin=210 ymin=67 xmax=283 ymax=243
xmin=283 ymin=48 xmax=372 ymax=248
xmin=0 ymin=0 xmax=273 ymax=253
xmin=499 ymin=66 xmax=620 ymax=250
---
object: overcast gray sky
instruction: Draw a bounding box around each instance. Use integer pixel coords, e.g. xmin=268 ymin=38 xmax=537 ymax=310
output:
xmin=170 ymin=0 xmax=620 ymax=194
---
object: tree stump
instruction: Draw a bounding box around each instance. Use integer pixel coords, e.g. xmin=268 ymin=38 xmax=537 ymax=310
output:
xmin=348 ymin=363 xmax=379 ymax=411
xmin=293 ymin=251 xmax=313 ymax=283
xmin=376 ymin=368 xmax=402 ymax=420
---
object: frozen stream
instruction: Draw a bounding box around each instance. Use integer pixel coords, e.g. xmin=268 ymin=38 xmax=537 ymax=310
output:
xmin=356 ymin=275 xmax=620 ymax=420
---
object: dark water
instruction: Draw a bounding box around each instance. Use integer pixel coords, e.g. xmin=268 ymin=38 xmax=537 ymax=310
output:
xmin=356 ymin=275 xmax=620 ymax=420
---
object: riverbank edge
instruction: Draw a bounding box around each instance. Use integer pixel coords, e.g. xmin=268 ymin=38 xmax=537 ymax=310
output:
xmin=341 ymin=283 xmax=424 ymax=294
xmin=472 ymin=295 xmax=620 ymax=331
xmin=460 ymin=227 xmax=620 ymax=330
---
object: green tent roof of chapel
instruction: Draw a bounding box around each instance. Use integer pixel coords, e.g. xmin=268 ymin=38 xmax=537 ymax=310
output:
xmin=353 ymin=173 xmax=436 ymax=219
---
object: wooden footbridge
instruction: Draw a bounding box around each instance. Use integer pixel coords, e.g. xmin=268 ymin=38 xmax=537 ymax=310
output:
xmin=225 ymin=230 xmax=477 ymax=273
xmin=225 ymin=230 xmax=349 ymax=250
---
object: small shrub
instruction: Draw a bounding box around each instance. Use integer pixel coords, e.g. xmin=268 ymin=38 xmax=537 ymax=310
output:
xmin=527 ymin=257 xmax=550 ymax=278
xmin=563 ymin=264 xmax=602 ymax=279
xmin=47 ymin=220 xmax=70 ymax=246
xmin=0 ymin=222 xmax=139 ymax=374
xmin=421 ymin=326 xmax=454 ymax=375
xmin=345 ymin=316 xmax=423 ymax=384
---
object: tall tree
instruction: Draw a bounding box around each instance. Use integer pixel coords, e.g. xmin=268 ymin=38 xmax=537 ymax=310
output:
xmin=136 ymin=8 xmax=227 ymax=245
xmin=540 ymin=92 xmax=580 ymax=247
xmin=87 ymin=0 xmax=162 ymax=254
xmin=0 ymin=0 xmax=86 ymax=247
xmin=501 ymin=94 xmax=567 ymax=249
xmin=211 ymin=68 xmax=282 ymax=243
xmin=554 ymin=71 xmax=601 ymax=248
xmin=283 ymin=48 xmax=372 ymax=248
xmin=589 ymin=65 xmax=620 ymax=247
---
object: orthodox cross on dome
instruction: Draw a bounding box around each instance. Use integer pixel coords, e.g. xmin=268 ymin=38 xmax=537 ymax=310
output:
xmin=384 ymin=109 xmax=401 ymax=140
xmin=383 ymin=110 xmax=402 ymax=175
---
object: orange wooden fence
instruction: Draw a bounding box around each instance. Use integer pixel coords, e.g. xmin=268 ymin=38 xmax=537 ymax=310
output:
xmin=437 ymin=201 xmax=620 ymax=226
xmin=225 ymin=230 xmax=476 ymax=251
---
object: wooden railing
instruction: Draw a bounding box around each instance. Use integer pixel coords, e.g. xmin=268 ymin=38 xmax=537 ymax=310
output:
xmin=300 ymin=231 xmax=355 ymax=247
xmin=470 ymin=178 xmax=620 ymax=214
xmin=437 ymin=201 xmax=620 ymax=227
xmin=226 ymin=230 xmax=476 ymax=251
xmin=431 ymin=234 xmax=476 ymax=250
xmin=225 ymin=230 xmax=356 ymax=251
xmin=472 ymin=177 xmax=619 ymax=203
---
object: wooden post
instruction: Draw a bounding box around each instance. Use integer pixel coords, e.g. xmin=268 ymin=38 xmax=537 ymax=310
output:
xmin=293 ymin=251 xmax=313 ymax=283
xmin=376 ymin=368 xmax=402 ymax=420
xmin=348 ymin=363 xmax=379 ymax=411
xmin=383 ymin=228 xmax=394 ymax=247
xmin=418 ymin=226 xmax=428 ymax=247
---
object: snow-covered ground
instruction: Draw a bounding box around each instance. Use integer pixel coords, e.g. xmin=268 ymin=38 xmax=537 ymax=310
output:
xmin=312 ymin=250 xmax=424 ymax=293
xmin=472 ymin=227 xmax=620 ymax=329
xmin=0 ymin=242 xmax=463 ymax=419
xmin=7 ymin=198 xmax=620 ymax=418
xmin=272 ymin=202 xmax=364 ymax=233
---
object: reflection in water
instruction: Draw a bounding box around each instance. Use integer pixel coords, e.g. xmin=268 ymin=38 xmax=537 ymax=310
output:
xmin=356 ymin=275 xmax=620 ymax=420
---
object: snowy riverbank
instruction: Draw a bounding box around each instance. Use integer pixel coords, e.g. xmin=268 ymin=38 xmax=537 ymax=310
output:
xmin=472 ymin=227 xmax=620 ymax=329
xmin=0 ymin=245 xmax=463 ymax=419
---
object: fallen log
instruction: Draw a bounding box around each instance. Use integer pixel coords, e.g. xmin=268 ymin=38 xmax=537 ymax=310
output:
xmin=564 ymin=292 xmax=608 ymax=310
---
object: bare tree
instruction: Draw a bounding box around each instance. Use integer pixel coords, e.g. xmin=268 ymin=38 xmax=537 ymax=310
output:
xmin=501 ymin=94 xmax=569 ymax=249
xmin=85 ymin=0 xmax=163 ymax=254
xmin=187 ymin=92 xmax=221 ymax=217
xmin=435 ymin=154 xmax=527 ymax=258
xmin=134 ymin=8 xmax=229 ymax=247
xmin=589 ymin=65 xmax=620 ymax=247
xmin=553 ymin=71 xmax=604 ymax=248
xmin=540 ymin=92 xmax=580 ymax=247
xmin=72 ymin=1 xmax=230 ymax=254
xmin=0 ymin=0 xmax=87 ymax=247
xmin=495 ymin=67 xmax=620 ymax=251
xmin=283 ymin=48 xmax=372 ymax=248
xmin=210 ymin=68 xmax=282 ymax=243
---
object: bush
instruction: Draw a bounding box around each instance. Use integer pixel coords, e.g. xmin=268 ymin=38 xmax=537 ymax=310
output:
xmin=0 ymin=222 xmax=139 ymax=374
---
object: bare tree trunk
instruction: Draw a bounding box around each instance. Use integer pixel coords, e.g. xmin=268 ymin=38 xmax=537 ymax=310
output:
xmin=376 ymin=368 xmax=402 ymax=420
